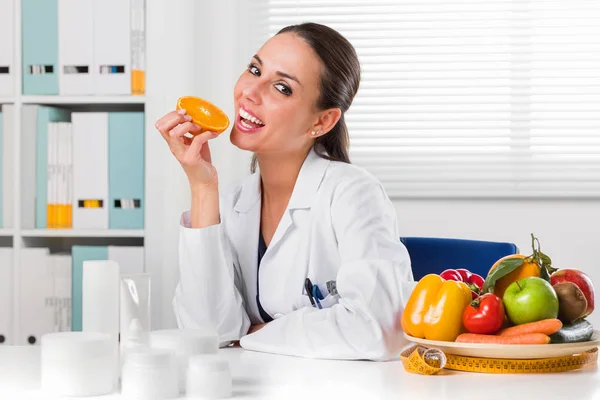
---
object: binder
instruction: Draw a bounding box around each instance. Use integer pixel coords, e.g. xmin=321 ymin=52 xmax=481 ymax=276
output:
xmin=108 ymin=112 xmax=144 ymax=229
xmin=93 ymin=0 xmax=131 ymax=95
xmin=47 ymin=122 xmax=58 ymax=228
xmin=71 ymin=245 xmax=108 ymax=331
xmin=48 ymin=254 xmax=72 ymax=332
xmin=131 ymin=0 xmax=146 ymax=95
xmin=58 ymin=122 xmax=72 ymax=228
xmin=20 ymin=106 xmax=70 ymax=229
xmin=22 ymin=0 xmax=59 ymax=95
xmin=19 ymin=248 xmax=52 ymax=345
xmin=108 ymin=246 xmax=144 ymax=275
xmin=1 ymin=105 xmax=14 ymax=228
xmin=0 ymin=248 xmax=12 ymax=345
xmin=47 ymin=121 xmax=72 ymax=229
xmin=72 ymin=112 xmax=108 ymax=229
xmin=57 ymin=254 xmax=72 ymax=332
xmin=58 ymin=0 xmax=94 ymax=95
xmin=0 ymin=0 xmax=14 ymax=96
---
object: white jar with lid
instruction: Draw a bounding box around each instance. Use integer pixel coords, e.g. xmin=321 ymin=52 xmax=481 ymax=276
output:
xmin=41 ymin=331 xmax=116 ymax=397
xmin=149 ymin=329 xmax=218 ymax=393
xmin=121 ymin=348 xmax=179 ymax=400
xmin=186 ymin=354 xmax=232 ymax=399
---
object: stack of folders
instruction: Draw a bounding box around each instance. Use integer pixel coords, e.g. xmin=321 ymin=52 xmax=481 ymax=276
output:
xmin=0 ymin=104 xmax=15 ymax=228
xmin=0 ymin=0 xmax=15 ymax=96
xmin=21 ymin=0 xmax=146 ymax=95
xmin=14 ymin=245 xmax=144 ymax=345
xmin=21 ymin=107 xmax=145 ymax=230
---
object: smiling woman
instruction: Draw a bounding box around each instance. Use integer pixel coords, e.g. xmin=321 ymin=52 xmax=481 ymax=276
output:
xmin=155 ymin=22 xmax=415 ymax=361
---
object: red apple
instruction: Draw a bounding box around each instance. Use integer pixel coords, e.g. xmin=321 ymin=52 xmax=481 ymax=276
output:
xmin=550 ymin=269 xmax=595 ymax=318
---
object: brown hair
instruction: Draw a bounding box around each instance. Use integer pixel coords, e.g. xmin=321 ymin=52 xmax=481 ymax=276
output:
xmin=250 ymin=22 xmax=361 ymax=173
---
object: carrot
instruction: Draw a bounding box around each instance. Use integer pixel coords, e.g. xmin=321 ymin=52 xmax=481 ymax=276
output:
xmin=497 ymin=319 xmax=562 ymax=337
xmin=456 ymin=332 xmax=551 ymax=344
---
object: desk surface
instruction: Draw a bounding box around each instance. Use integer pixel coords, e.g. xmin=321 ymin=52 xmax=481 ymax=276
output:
xmin=2 ymin=347 xmax=600 ymax=400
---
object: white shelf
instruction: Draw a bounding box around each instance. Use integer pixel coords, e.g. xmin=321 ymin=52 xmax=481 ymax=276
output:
xmin=0 ymin=229 xmax=14 ymax=237
xmin=20 ymin=229 xmax=145 ymax=238
xmin=21 ymin=95 xmax=146 ymax=105
xmin=0 ymin=97 xmax=15 ymax=104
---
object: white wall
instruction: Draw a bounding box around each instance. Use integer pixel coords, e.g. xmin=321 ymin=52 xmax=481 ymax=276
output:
xmin=394 ymin=199 xmax=600 ymax=327
xmin=145 ymin=0 xmax=250 ymax=329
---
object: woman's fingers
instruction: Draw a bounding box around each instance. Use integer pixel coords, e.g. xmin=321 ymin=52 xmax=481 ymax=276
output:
xmin=186 ymin=131 xmax=217 ymax=161
xmin=169 ymin=121 xmax=202 ymax=140
xmin=155 ymin=109 xmax=190 ymax=141
xmin=155 ymin=110 xmax=202 ymax=159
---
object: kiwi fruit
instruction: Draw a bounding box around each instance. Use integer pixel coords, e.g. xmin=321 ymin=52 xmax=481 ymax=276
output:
xmin=553 ymin=281 xmax=588 ymax=324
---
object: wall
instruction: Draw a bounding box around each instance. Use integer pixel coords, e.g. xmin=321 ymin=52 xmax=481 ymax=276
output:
xmin=394 ymin=199 xmax=600 ymax=327
xmin=145 ymin=0 xmax=249 ymax=329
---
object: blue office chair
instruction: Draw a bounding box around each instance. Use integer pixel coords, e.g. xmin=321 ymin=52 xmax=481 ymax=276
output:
xmin=400 ymin=237 xmax=519 ymax=281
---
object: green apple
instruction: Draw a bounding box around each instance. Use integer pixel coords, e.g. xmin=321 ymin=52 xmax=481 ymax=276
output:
xmin=503 ymin=277 xmax=559 ymax=325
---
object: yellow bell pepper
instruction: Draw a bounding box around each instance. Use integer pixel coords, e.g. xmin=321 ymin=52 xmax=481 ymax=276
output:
xmin=401 ymin=274 xmax=472 ymax=342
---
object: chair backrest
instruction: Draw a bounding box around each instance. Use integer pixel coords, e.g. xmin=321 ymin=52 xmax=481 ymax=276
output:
xmin=400 ymin=237 xmax=519 ymax=281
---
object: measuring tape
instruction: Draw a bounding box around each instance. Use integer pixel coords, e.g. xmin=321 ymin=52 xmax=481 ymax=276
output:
xmin=400 ymin=343 xmax=598 ymax=374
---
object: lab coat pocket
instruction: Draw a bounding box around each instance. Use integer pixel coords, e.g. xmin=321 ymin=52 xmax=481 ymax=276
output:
xmin=294 ymin=287 xmax=340 ymax=310
xmin=318 ymin=293 xmax=340 ymax=309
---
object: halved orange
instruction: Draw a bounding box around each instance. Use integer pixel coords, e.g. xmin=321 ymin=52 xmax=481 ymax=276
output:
xmin=176 ymin=96 xmax=230 ymax=135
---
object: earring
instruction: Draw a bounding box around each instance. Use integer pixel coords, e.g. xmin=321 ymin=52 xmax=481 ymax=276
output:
xmin=311 ymin=130 xmax=317 ymax=135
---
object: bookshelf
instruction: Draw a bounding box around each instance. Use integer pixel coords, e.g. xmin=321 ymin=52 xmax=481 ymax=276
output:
xmin=21 ymin=96 xmax=147 ymax=105
xmin=20 ymin=229 xmax=145 ymax=238
xmin=1 ymin=0 xmax=149 ymax=345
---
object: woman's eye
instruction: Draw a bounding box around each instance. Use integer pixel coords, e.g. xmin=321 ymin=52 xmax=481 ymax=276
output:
xmin=275 ymin=83 xmax=292 ymax=96
xmin=248 ymin=64 xmax=260 ymax=76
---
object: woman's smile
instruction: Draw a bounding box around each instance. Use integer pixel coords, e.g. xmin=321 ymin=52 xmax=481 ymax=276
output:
xmin=236 ymin=105 xmax=266 ymax=133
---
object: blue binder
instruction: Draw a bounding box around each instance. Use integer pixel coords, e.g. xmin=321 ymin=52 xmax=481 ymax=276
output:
xmin=22 ymin=0 xmax=59 ymax=95
xmin=108 ymin=112 xmax=144 ymax=229
xmin=35 ymin=107 xmax=71 ymax=228
xmin=71 ymin=245 xmax=108 ymax=332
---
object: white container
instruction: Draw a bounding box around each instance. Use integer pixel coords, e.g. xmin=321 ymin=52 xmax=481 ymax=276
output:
xmin=82 ymin=260 xmax=120 ymax=335
xmin=41 ymin=332 xmax=115 ymax=397
xmin=150 ymin=329 xmax=218 ymax=393
xmin=120 ymin=273 xmax=151 ymax=356
xmin=82 ymin=260 xmax=120 ymax=383
xmin=186 ymin=354 xmax=232 ymax=399
xmin=121 ymin=348 xmax=179 ymax=400
xmin=121 ymin=318 xmax=149 ymax=370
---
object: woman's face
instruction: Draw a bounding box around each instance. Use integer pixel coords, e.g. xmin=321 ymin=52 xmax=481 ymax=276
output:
xmin=230 ymin=33 xmax=323 ymax=156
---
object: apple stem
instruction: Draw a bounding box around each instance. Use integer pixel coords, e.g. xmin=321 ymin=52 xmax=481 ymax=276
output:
xmin=516 ymin=280 xmax=523 ymax=291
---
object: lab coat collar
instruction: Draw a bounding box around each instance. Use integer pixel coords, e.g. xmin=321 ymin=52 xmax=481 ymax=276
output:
xmin=233 ymin=148 xmax=331 ymax=213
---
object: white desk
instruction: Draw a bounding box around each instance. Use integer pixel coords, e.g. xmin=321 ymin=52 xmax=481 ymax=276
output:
xmin=2 ymin=347 xmax=600 ymax=400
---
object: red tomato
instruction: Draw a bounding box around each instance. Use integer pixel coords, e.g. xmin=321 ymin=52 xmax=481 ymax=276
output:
xmin=462 ymin=293 xmax=505 ymax=334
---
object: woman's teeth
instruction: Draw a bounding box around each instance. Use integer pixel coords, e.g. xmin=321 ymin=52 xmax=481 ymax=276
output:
xmin=239 ymin=108 xmax=265 ymax=126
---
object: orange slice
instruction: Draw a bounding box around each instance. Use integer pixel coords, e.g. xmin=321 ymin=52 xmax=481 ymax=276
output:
xmin=176 ymin=96 xmax=230 ymax=135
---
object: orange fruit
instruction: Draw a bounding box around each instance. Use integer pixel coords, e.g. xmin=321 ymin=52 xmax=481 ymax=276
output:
xmin=176 ymin=96 xmax=230 ymax=135
xmin=488 ymin=254 xmax=541 ymax=299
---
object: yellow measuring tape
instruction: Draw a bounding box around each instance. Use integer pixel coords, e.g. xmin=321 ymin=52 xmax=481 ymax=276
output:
xmin=400 ymin=343 xmax=598 ymax=374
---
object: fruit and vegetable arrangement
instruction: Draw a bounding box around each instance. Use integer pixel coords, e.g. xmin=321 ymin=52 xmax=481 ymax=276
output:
xmin=401 ymin=234 xmax=596 ymax=345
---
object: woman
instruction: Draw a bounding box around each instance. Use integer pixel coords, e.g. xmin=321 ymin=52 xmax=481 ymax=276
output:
xmin=155 ymin=23 xmax=415 ymax=361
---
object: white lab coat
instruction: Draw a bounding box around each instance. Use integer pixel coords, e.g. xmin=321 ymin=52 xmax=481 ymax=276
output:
xmin=173 ymin=148 xmax=416 ymax=361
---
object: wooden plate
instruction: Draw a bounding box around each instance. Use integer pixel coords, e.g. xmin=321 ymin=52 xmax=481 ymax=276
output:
xmin=403 ymin=331 xmax=600 ymax=359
